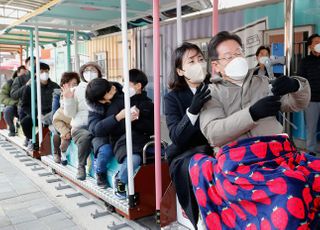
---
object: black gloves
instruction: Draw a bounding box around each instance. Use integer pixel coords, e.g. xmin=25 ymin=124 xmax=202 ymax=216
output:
xmin=271 ymin=75 xmax=299 ymax=96
xmin=188 ymin=84 xmax=212 ymax=115
xmin=249 ymin=95 xmax=281 ymax=121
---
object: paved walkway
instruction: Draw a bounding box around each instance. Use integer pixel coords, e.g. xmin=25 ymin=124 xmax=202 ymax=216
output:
xmin=0 ymin=151 xmax=82 ymax=230
xmin=0 ymin=133 xmax=188 ymax=230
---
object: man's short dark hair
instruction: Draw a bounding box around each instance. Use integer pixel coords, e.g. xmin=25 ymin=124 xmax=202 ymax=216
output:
xmin=307 ymin=33 xmax=320 ymax=47
xmin=129 ymin=69 xmax=148 ymax=89
xmin=34 ymin=62 xmax=50 ymax=73
xmin=255 ymin=45 xmax=270 ymax=57
xmin=85 ymin=78 xmax=112 ymax=104
xmin=17 ymin=65 xmax=26 ymax=73
xmin=208 ymin=31 xmax=243 ymax=61
xmin=25 ymin=56 xmax=36 ymax=64
xmin=40 ymin=62 xmax=50 ymax=71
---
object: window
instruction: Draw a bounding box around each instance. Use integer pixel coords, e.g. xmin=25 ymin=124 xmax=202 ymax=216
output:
xmin=94 ymin=52 xmax=108 ymax=78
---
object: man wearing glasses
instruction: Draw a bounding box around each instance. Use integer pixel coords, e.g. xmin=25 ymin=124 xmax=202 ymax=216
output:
xmin=199 ymin=31 xmax=310 ymax=147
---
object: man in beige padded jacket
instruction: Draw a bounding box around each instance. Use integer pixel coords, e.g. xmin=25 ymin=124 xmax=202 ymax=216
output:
xmin=200 ymin=31 xmax=310 ymax=147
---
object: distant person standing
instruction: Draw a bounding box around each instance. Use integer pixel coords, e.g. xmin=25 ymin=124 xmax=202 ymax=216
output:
xmin=253 ymin=45 xmax=282 ymax=78
xmin=298 ymin=34 xmax=320 ymax=155
xmin=0 ymin=66 xmax=27 ymax=136
xmin=10 ymin=57 xmax=36 ymax=145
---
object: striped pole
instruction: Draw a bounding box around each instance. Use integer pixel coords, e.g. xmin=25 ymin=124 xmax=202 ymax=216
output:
xmin=153 ymin=0 xmax=162 ymax=224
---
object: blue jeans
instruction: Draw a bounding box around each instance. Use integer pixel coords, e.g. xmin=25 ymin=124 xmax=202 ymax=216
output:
xmin=95 ymin=144 xmax=113 ymax=174
xmin=117 ymin=154 xmax=141 ymax=184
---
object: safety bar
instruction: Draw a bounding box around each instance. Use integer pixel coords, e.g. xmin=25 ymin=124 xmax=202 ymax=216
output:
xmin=142 ymin=136 xmax=168 ymax=165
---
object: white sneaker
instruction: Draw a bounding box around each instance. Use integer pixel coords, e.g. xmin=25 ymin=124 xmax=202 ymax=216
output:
xmin=61 ymin=152 xmax=68 ymax=166
xmin=27 ymin=140 xmax=34 ymax=151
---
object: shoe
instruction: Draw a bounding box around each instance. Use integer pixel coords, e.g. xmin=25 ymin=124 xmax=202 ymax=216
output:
xmin=112 ymin=173 xmax=127 ymax=200
xmin=23 ymin=138 xmax=29 ymax=147
xmin=97 ymin=173 xmax=107 ymax=188
xmin=76 ymin=166 xmax=86 ymax=180
xmin=53 ymin=153 xmax=61 ymax=163
xmin=27 ymin=140 xmax=34 ymax=151
xmin=8 ymin=131 xmax=15 ymax=137
xmin=61 ymin=152 xmax=68 ymax=166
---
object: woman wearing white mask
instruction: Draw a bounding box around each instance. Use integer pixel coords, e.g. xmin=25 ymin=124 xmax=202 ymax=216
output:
xmin=20 ymin=62 xmax=60 ymax=151
xmin=189 ymin=32 xmax=320 ymax=230
xmin=62 ymin=62 xmax=102 ymax=180
xmin=164 ymin=42 xmax=212 ymax=228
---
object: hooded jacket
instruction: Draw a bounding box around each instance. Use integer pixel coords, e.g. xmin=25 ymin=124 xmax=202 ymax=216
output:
xmin=10 ymin=73 xmax=30 ymax=107
xmin=0 ymin=79 xmax=18 ymax=106
xmin=87 ymin=82 xmax=123 ymax=155
xmin=63 ymin=81 xmax=89 ymax=130
xmin=200 ymin=70 xmax=311 ymax=147
xmin=87 ymin=83 xmax=154 ymax=162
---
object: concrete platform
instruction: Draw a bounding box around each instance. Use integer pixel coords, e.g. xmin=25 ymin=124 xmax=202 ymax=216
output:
xmin=0 ymin=132 xmax=189 ymax=230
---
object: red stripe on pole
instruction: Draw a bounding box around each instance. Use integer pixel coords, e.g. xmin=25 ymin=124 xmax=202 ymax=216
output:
xmin=211 ymin=0 xmax=219 ymax=77
xmin=153 ymin=0 xmax=162 ymax=211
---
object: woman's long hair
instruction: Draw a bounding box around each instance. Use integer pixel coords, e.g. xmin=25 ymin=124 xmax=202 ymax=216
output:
xmin=169 ymin=42 xmax=209 ymax=91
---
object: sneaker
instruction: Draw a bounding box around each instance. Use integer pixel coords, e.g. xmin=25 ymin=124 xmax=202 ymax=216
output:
xmin=53 ymin=153 xmax=61 ymax=163
xmin=76 ymin=166 xmax=86 ymax=180
xmin=8 ymin=131 xmax=15 ymax=137
xmin=27 ymin=140 xmax=34 ymax=151
xmin=112 ymin=174 xmax=127 ymax=200
xmin=61 ymin=152 xmax=68 ymax=166
xmin=96 ymin=173 xmax=107 ymax=188
xmin=23 ymin=138 xmax=29 ymax=147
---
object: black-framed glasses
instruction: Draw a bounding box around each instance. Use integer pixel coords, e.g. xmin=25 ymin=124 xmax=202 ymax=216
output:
xmin=213 ymin=48 xmax=245 ymax=63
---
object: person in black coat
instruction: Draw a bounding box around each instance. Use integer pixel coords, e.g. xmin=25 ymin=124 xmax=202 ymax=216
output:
xmin=298 ymin=34 xmax=320 ymax=155
xmin=10 ymin=57 xmax=35 ymax=121
xmin=20 ymin=62 xmax=60 ymax=150
xmin=86 ymin=78 xmax=122 ymax=188
xmin=112 ymin=69 xmax=154 ymax=199
xmin=164 ymin=42 xmax=211 ymax=228
xmin=86 ymin=69 xmax=153 ymax=198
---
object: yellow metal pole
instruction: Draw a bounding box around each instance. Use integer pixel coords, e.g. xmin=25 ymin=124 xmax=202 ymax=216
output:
xmin=1 ymin=0 xmax=62 ymax=34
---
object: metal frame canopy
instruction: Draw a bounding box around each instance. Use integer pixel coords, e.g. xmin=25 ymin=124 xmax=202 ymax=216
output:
xmin=0 ymin=0 xmax=89 ymax=46
xmin=0 ymin=28 xmax=70 ymax=46
xmin=0 ymin=0 xmax=48 ymax=29
xmin=1 ymin=0 xmax=198 ymax=32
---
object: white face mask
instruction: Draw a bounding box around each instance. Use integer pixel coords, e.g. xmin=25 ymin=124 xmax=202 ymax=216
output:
xmin=83 ymin=71 xmax=98 ymax=82
xmin=258 ymin=56 xmax=269 ymax=65
xmin=224 ymin=57 xmax=249 ymax=81
xmin=70 ymin=86 xmax=77 ymax=93
xmin=184 ymin=62 xmax=207 ymax=84
xmin=314 ymin=43 xmax=320 ymax=53
xmin=39 ymin=72 xmax=49 ymax=81
xmin=123 ymin=87 xmax=136 ymax=97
